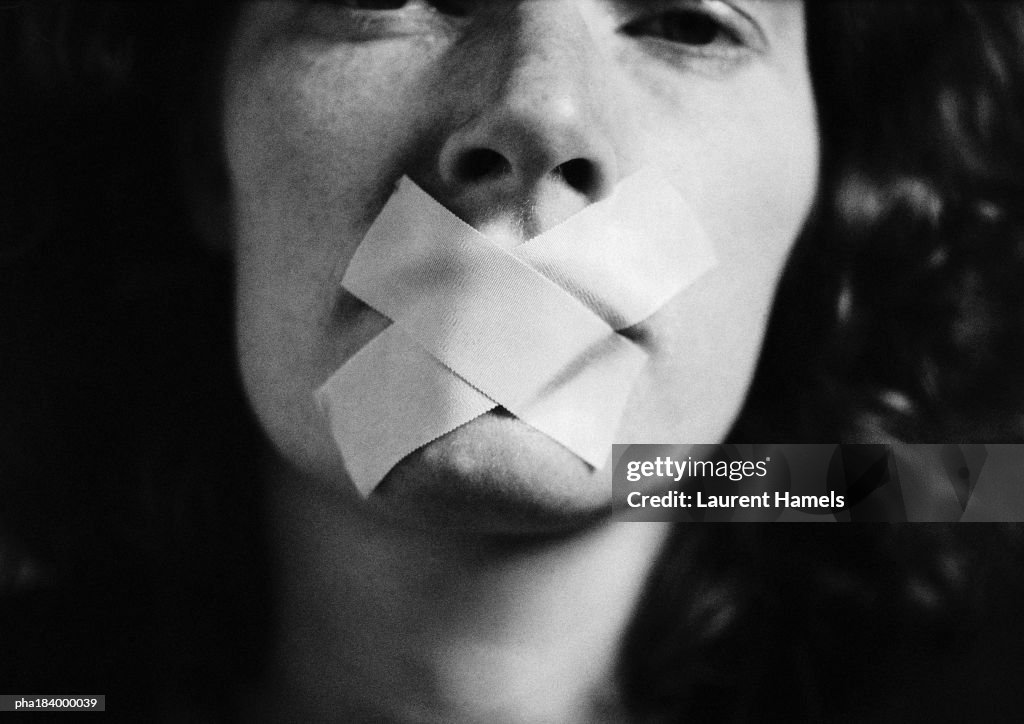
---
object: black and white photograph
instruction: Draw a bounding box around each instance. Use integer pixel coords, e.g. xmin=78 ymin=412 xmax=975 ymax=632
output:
xmin=3 ymin=1 xmax=1024 ymax=721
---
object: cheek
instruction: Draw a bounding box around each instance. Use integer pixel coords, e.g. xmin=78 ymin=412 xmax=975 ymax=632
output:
xmin=225 ymin=45 xmax=428 ymax=262
xmin=222 ymin=42 xmax=439 ymax=479
xmin=703 ymin=86 xmax=820 ymax=271
xmin=634 ymin=64 xmax=820 ymax=261
xmin=618 ymin=74 xmax=819 ymax=442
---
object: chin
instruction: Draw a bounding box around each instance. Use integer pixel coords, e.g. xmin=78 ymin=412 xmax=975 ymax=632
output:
xmin=366 ymin=412 xmax=614 ymax=538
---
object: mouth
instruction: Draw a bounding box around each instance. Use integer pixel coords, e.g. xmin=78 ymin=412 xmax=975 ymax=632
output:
xmin=617 ymin=321 xmax=654 ymax=349
xmin=320 ymin=168 xmax=711 ymax=500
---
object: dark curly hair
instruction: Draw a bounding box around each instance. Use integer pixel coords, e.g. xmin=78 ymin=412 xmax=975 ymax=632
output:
xmin=2 ymin=2 xmax=1023 ymax=721
xmin=741 ymin=2 xmax=1024 ymax=444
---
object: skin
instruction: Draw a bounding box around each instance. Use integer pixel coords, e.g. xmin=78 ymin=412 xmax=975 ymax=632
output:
xmin=218 ymin=2 xmax=818 ymax=720
xmin=223 ymin=0 xmax=819 ymax=532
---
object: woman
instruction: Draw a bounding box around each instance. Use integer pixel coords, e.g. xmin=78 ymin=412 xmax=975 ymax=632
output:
xmin=2 ymin=1 xmax=1023 ymax=721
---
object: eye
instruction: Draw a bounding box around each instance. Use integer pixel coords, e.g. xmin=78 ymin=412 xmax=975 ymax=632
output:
xmin=331 ymin=0 xmax=403 ymax=6
xmin=620 ymin=1 xmax=766 ymax=62
xmin=297 ymin=0 xmax=470 ymax=39
xmin=625 ymin=9 xmax=734 ymax=47
xmin=332 ymin=0 xmax=407 ymax=7
xmin=325 ymin=0 xmax=468 ymax=15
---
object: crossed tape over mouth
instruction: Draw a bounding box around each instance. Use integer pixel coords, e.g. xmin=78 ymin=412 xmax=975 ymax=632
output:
xmin=316 ymin=168 xmax=717 ymax=496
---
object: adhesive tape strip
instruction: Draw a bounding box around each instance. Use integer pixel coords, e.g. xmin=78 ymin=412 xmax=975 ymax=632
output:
xmin=316 ymin=167 xmax=717 ymax=496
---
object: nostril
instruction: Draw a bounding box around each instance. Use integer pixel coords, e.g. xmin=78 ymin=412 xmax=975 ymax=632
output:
xmin=455 ymin=149 xmax=512 ymax=182
xmin=555 ymin=159 xmax=597 ymax=194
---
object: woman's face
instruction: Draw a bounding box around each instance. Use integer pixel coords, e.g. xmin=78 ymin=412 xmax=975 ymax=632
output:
xmin=222 ymin=0 xmax=818 ymax=529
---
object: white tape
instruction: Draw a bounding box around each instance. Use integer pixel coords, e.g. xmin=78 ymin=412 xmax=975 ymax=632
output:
xmin=316 ymin=168 xmax=717 ymax=496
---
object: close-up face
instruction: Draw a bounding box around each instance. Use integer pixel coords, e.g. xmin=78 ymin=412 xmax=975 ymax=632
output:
xmin=222 ymin=0 xmax=819 ymax=529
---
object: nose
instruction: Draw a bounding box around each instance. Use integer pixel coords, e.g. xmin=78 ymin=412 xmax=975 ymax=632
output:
xmin=431 ymin=2 xmax=621 ymax=238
